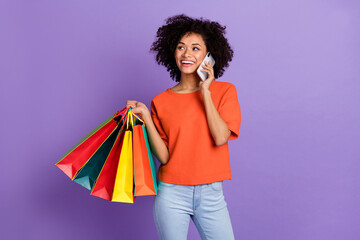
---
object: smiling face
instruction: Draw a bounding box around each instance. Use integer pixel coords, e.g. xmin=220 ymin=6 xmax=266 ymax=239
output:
xmin=174 ymin=32 xmax=207 ymax=77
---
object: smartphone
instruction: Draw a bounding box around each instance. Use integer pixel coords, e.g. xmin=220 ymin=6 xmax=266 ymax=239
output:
xmin=197 ymin=52 xmax=215 ymax=81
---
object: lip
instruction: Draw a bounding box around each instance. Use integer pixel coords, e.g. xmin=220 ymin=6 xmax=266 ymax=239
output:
xmin=181 ymin=60 xmax=195 ymax=63
xmin=180 ymin=60 xmax=195 ymax=67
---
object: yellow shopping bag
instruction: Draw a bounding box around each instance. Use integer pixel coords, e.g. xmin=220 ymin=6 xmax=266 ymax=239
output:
xmin=112 ymin=112 xmax=135 ymax=203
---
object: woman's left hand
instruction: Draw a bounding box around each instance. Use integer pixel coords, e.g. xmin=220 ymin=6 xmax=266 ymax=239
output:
xmin=199 ymin=60 xmax=215 ymax=92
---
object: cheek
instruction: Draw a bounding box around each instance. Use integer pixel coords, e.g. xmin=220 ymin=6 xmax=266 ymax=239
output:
xmin=174 ymin=53 xmax=181 ymax=68
xmin=197 ymin=51 xmax=206 ymax=60
xmin=174 ymin=50 xmax=182 ymax=58
xmin=195 ymin=53 xmax=205 ymax=66
xmin=174 ymin=53 xmax=180 ymax=63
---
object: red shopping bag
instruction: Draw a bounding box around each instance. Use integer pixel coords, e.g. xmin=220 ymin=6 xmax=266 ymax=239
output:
xmin=56 ymin=107 xmax=128 ymax=179
xmin=90 ymin=129 xmax=125 ymax=201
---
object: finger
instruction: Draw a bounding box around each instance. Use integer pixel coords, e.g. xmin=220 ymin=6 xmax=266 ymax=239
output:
xmin=201 ymin=67 xmax=213 ymax=74
xmin=126 ymin=100 xmax=137 ymax=108
xmin=131 ymin=107 xmax=141 ymax=115
xmin=202 ymin=62 xmax=213 ymax=69
xmin=202 ymin=64 xmax=213 ymax=73
xmin=202 ymin=64 xmax=210 ymax=70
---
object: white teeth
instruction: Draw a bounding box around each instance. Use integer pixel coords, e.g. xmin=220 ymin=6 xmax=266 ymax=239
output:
xmin=181 ymin=61 xmax=194 ymax=64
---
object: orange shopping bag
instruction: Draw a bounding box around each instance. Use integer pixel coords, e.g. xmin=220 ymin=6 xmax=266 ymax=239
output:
xmin=132 ymin=113 xmax=157 ymax=196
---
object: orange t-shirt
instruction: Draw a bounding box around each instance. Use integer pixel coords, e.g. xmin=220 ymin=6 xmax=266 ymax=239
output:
xmin=151 ymin=81 xmax=241 ymax=185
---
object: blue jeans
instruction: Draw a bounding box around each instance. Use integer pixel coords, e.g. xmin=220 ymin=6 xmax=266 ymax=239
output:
xmin=153 ymin=180 xmax=235 ymax=240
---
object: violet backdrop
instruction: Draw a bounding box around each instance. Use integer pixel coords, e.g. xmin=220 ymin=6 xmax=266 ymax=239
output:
xmin=0 ymin=0 xmax=359 ymax=239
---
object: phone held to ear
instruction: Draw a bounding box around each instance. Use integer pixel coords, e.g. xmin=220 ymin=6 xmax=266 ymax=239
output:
xmin=197 ymin=52 xmax=215 ymax=81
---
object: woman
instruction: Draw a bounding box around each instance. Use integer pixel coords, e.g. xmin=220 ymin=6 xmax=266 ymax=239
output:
xmin=127 ymin=14 xmax=241 ymax=240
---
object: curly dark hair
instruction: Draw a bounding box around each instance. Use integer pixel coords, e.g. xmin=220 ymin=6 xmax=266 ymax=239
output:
xmin=150 ymin=14 xmax=234 ymax=82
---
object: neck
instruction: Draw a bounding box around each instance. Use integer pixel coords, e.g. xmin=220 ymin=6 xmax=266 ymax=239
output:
xmin=179 ymin=73 xmax=201 ymax=90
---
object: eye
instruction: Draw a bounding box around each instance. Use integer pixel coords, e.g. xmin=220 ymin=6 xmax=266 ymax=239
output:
xmin=177 ymin=46 xmax=184 ymax=50
xmin=193 ymin=47 xmax=200 ymax=51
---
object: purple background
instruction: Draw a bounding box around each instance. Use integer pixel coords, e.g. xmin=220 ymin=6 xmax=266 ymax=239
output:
xmin=1 ymin=0 xmax=359 ymax=239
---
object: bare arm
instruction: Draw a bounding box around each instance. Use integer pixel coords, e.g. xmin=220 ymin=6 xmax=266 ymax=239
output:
xmin=201 ymin=89 xmax=231 ymax=146
xmin=200 ymin=61 xmax=231 ymax=146
xmin=126 ymin=100 xmax=169 ymax=164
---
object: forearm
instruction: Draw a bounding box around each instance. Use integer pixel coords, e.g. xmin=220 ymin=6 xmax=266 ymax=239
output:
xmin=143 ymin=114 xmax=170 ymax=165
xmin=201 ymin=89 xmax=231 ymax=146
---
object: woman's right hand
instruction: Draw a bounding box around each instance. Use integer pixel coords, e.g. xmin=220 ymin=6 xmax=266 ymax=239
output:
xmin=126 ymin=100 xmax=170 ymax=164
xmin=126 ymin=100 xmax=151 ymax=122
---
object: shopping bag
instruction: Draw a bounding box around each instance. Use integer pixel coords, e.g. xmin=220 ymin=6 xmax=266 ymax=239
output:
xmin=57 ymin=107 xmax=158 ymax=203
xmin=90 ymin=129 xmax=125 ymax=200
xmin=56 ymin=107 xmax=128 ymax=179
xmin=73 ymin=125 xmax=120 ymax=190
xmin=112 ymin=112 xmax=135 ymax=203
xmin=142 ymin=125 xmax=158 ymax=195
xmin=74 ymin=108 xmax=131 ymax=191
xmin=133 ymin=122 xmax=156 ymax=196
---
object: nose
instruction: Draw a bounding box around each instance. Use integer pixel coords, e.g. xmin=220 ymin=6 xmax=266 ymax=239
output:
xmin=182 ymin=48 xmax=191 ymax=57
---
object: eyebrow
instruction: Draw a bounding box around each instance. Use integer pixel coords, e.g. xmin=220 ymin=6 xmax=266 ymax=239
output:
xmin=178 ymin=42 xmax=201 ymax=46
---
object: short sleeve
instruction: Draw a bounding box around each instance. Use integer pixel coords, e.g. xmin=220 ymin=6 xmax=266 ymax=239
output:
xmin=218 ymin=84 xmax=241 ymax=140
xmin=151 ymin=99 xmax=169 ymax=147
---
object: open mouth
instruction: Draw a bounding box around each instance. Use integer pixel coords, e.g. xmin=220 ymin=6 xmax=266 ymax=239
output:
xmin=181 ymin=60 xmax=195 ymax=66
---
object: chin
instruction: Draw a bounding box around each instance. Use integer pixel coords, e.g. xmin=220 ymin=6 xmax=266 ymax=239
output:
xmin=180 ymin=67 xmax=196 ymax=74
xmin=181 ymin=71 xmax=197 ymax=76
